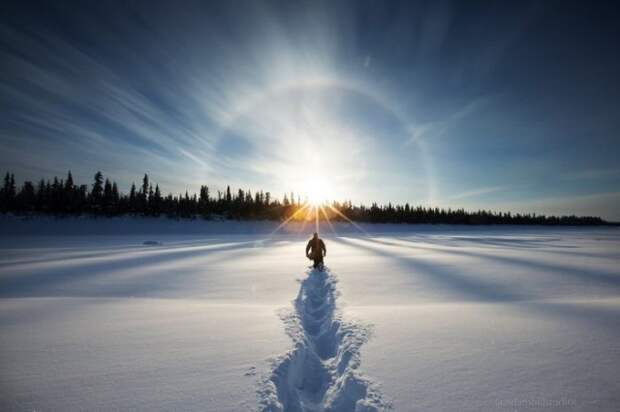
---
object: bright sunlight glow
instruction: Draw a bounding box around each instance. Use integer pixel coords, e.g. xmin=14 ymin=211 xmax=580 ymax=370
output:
xmin=303 ymin=175 xmax=331 ymax=206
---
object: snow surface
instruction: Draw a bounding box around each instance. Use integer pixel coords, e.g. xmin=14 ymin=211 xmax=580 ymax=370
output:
xmin=1 ymin=217 xmax=619 ymax=411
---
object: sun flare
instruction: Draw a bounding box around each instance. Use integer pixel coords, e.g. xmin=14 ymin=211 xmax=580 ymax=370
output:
xmin=303 ymin=176 xmax=331 ymax=206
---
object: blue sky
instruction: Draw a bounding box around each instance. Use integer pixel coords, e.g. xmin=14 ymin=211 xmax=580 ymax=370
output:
xmin=1 ymin=0 xmax=619 ymax=219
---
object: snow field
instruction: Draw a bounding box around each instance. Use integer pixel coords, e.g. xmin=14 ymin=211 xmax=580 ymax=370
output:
xmin=1 ymin=219 xmax=619 ymax=411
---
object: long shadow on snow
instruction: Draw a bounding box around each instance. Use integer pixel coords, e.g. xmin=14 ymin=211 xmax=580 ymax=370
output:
xmin=0 ymin=239 xmax=264 ymax=276
xmin=338 ymin=237 xmax=620 ymax=331
xmin=366 ymin=236 xmax=620 ymax=289
xmin=392 ymin=234 xmax=619 ymax=261
xmin=0 ymin=236 xmax=258 ymax=268
xmin=0 ymin=239 xmax=285 ymax=298
xmin=334 ymin=237 xmax=525 ymax=302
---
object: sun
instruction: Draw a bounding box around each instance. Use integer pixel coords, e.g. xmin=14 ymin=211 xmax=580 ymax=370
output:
xmin=303 ymin=176 xmax=331 ymax=206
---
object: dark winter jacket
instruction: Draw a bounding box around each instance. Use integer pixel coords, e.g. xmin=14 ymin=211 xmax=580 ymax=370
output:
xmin=306 ymin=237 xmax=326 ymax=259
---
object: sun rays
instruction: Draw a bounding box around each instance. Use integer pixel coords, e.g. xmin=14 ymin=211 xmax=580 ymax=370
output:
xmin=265 ymin=199 xmax=366 ymax=239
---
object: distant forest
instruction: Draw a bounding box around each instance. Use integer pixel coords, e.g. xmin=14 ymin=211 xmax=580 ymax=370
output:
xmin=0 ymin=171 xmax=611 ymax=226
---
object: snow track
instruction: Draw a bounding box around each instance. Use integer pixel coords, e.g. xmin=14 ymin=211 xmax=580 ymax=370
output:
xmin=260 ymin=268 xmax=388 ymax=412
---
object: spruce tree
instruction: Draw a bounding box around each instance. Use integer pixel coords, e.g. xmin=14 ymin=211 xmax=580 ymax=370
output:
xmin=129 ymin=183 xmax=136 ymax=212
xmin=153 ymin=184 xmax=162 ymax=216
xmin=65 ymin=171 xmax=74 ymax=191
xmin=1 ymin=172 xmax=9 ymax=211
xmin=112 ymin=182 xmax=119 ymax=203
xmin=91 ymin=171 xmax=104 ymax=203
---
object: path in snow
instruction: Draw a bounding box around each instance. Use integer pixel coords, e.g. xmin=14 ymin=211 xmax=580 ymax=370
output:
xmin=260 ymin=268 xmax=388 ymax=412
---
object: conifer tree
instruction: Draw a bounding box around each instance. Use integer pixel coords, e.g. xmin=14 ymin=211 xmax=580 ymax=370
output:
xmin=65 ymin=171 xmax=74 ymax=191
xmin=129 ymin=183 xmax=136 ymax=212
xmin=149 ymin=184 xmax=161 ymax=216
xmin=91 ymin=172 xmax=104 ymax=202
xmin=9 ymin=173 xmax=16 ymax=199
xmin=112 ymin=182 xmax=119 ymax=202
xmin=103 ymin=178 xmax=113 ymax=213
xmin=141 ymin=174 xmax=149 ymax=195
xmin=1 ymin=172 xmax=10 ymax=211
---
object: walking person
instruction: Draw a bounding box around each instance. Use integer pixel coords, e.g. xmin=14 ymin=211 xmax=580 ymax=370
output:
xmin=306 ymin=232 xmax=326 ymax=270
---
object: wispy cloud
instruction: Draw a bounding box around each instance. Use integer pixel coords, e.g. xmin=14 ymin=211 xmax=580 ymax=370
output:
xmin=406 ymin=95 xmax=493 ymax=145
xmin=450 ymin=186 xmax=506 ymax=200
xmin=561 ymin=169 xmax=620 ymax=181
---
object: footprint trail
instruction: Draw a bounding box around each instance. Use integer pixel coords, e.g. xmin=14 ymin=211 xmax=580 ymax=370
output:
xmin=259 ymin=268 xmax=389 ymax=412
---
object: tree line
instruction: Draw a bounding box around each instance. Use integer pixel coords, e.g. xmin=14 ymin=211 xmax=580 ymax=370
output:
xmin=0 ymin=171 xmax=610 ymax=226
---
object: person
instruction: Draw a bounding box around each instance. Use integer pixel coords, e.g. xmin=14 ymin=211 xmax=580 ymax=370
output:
xmin=306 ymin=232 xmax=326 ymax=269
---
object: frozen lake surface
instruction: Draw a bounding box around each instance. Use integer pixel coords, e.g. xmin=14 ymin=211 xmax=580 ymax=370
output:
xmin=1 ymin=218 xmax=619 ymax=411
